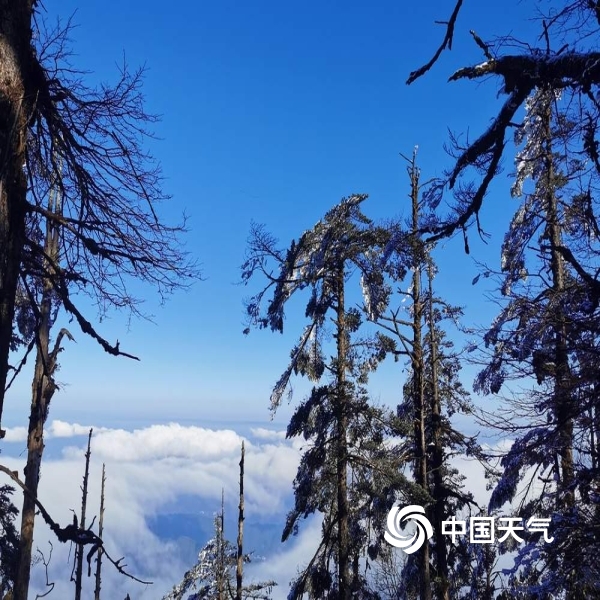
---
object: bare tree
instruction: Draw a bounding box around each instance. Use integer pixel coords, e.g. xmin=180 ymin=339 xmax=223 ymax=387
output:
xmin=1 ymin=7 xmax=196 ymax=595
xmin=0 ymin=0 xmax=35 ymax=437
xmin=0 ymin=464 xmax=151 ymax=587
xmin=0 ymin=2 xmax=197 ymax=436
xmin=15 ymin=163 xmax=72 ymax=600
xmin=73 ymin=429 xmax=93 ymax=600
xmin=34 ymin=542 xmax=55 ymax=600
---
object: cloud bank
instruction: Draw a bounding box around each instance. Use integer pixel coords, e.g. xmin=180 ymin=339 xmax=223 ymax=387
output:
xmin=1 ymin=420 xmax=309 ymax=599
xmin=0 ymin=420 xmax=494 ymax=599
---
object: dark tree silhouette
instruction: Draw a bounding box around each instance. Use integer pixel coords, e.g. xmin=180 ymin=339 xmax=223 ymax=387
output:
xmin=408 ymin=1 xmax=600 ymax=257
xmin=0 ymin=484 xmax=19 ymax=598
xmin=0 ymin=4 xmax=197 ymax=436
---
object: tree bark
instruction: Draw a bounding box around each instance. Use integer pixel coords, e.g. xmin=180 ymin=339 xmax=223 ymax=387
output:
xmin=0 ymin=0 xmax=34 ymax=435
xmin=236 ymin=442 xmax=244 ymax=600
xmin=541 ymin=96 xmax=574 ymax=501
xmin=540 ymin=90 xmax=577 ymax=600
xmin=14 ymin=180 xmax=62 ymax=600
xmin=427 ymin=264 xmax=449 ymax=600
xmin=335 ymin=264 xmax=351 ymax=599
xmin=410 ymin=161 xmax=431 ymax=600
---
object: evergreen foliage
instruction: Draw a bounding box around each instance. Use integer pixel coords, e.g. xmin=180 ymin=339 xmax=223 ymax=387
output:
xmin=163 ymin=511 xmax=275 ymax=600
xmin=0 ymin=485 xmax=19 ymax=598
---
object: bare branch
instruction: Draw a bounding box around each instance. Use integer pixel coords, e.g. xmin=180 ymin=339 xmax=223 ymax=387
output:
xmin=0 ymin=464 xmax=151 ymax=586
xmin=407 ymin=0 xmax=464 ymax=85
xmin=34 ymin=543 xmax=55 ymax=599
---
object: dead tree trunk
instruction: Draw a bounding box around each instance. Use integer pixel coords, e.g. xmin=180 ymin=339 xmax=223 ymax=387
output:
xmin=74 ymin=429 xmax=93 ymax=600
xmin=0 ymin=0 xmax=34 ymax=435
xmin=217 ymin=489 xmax=225 ymax=600
xmin=14 ymin=177 xmax=69 ymax=600
xmin=236 ymin=442 xmax=244 ymax=600
xmin=94 ymin=463 xmax=106 ymax=600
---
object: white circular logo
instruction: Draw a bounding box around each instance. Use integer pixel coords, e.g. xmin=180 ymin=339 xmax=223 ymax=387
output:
xmin=384 ymin=504 xmax=434 ymax=554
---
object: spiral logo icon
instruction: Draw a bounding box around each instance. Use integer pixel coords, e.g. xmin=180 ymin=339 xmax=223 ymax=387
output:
xmin=384 ymin=504 xmax=433 ymax=554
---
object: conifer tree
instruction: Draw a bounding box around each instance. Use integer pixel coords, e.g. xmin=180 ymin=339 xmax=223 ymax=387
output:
xmin=243 ymin=196 xmax=413 ymax=599
xmin=475 ymin=87 xmax=600 ymax=597
xmin=369 ymin=154 xmax=477 ymax=600
xmin=408 ymin=5 xmax=600 ymax=595
xmin=0 ymin=484 xmax=19 ymax=598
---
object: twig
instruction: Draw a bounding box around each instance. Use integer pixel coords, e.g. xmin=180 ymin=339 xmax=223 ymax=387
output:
xmin=34 ymin=542 xmax=55 ymax=599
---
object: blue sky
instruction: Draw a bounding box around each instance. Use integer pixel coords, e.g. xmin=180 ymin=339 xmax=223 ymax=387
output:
xmin=0 ymin=3 xmax=556 ymax=597
xmin=5 ymin=1 xmax=540 ymax=430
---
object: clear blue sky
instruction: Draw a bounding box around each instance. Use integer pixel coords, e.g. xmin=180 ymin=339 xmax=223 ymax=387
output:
xmin=5 ymin=1 xmax=541 ymax=430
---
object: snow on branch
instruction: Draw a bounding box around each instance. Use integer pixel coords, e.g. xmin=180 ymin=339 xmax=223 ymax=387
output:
xmin=450 ymin=51 xmax=600 ymax=92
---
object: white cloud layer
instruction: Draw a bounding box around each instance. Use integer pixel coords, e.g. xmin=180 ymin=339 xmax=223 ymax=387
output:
xmin=3 ymin=419 xmax=111 ymax=443
xmin=250 ymin=427 xmax=287 ymax=441
xmin=0 ymin=420 xmax=499 ymax=599
xmin=0 ymin=421 xmax=306 ymax=599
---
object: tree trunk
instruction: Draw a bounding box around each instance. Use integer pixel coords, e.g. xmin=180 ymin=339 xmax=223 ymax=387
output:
xmin=74 ymin=429 xmax=93 ymax=600
xmin=427 ymin=264 xmax=449 ymax=600
xmin=14 ymin=181 xmax=62 ymax=600
xmin=541 ymin=96 xmax=574 ymax=501
xmin=335 ymin=264 xmax=351 ymax=600
xmin=236 ymin=442 xmax=244 ymax=600
xmin=410 ymin=161 xmax=431 ymax=600
xmin=0 ymin=0 xmax=34 ymax=435
xmin=540 ymin=91 xmax=577 ymax=600
xmin=94 ymin=463 xmax=106 ymax=600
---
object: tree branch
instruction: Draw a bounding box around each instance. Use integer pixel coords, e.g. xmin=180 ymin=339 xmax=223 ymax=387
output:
xmin=407 ymin=0 xmax=464 ymax=85
xmin=0 ymin=464 xmax=151 ymax=585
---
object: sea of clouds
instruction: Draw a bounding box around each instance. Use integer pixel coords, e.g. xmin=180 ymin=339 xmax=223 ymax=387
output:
xmin=2 ymin=421 xmax=311 ymax=599
xmin=0 ymin=420 xmax=492 ymax=599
